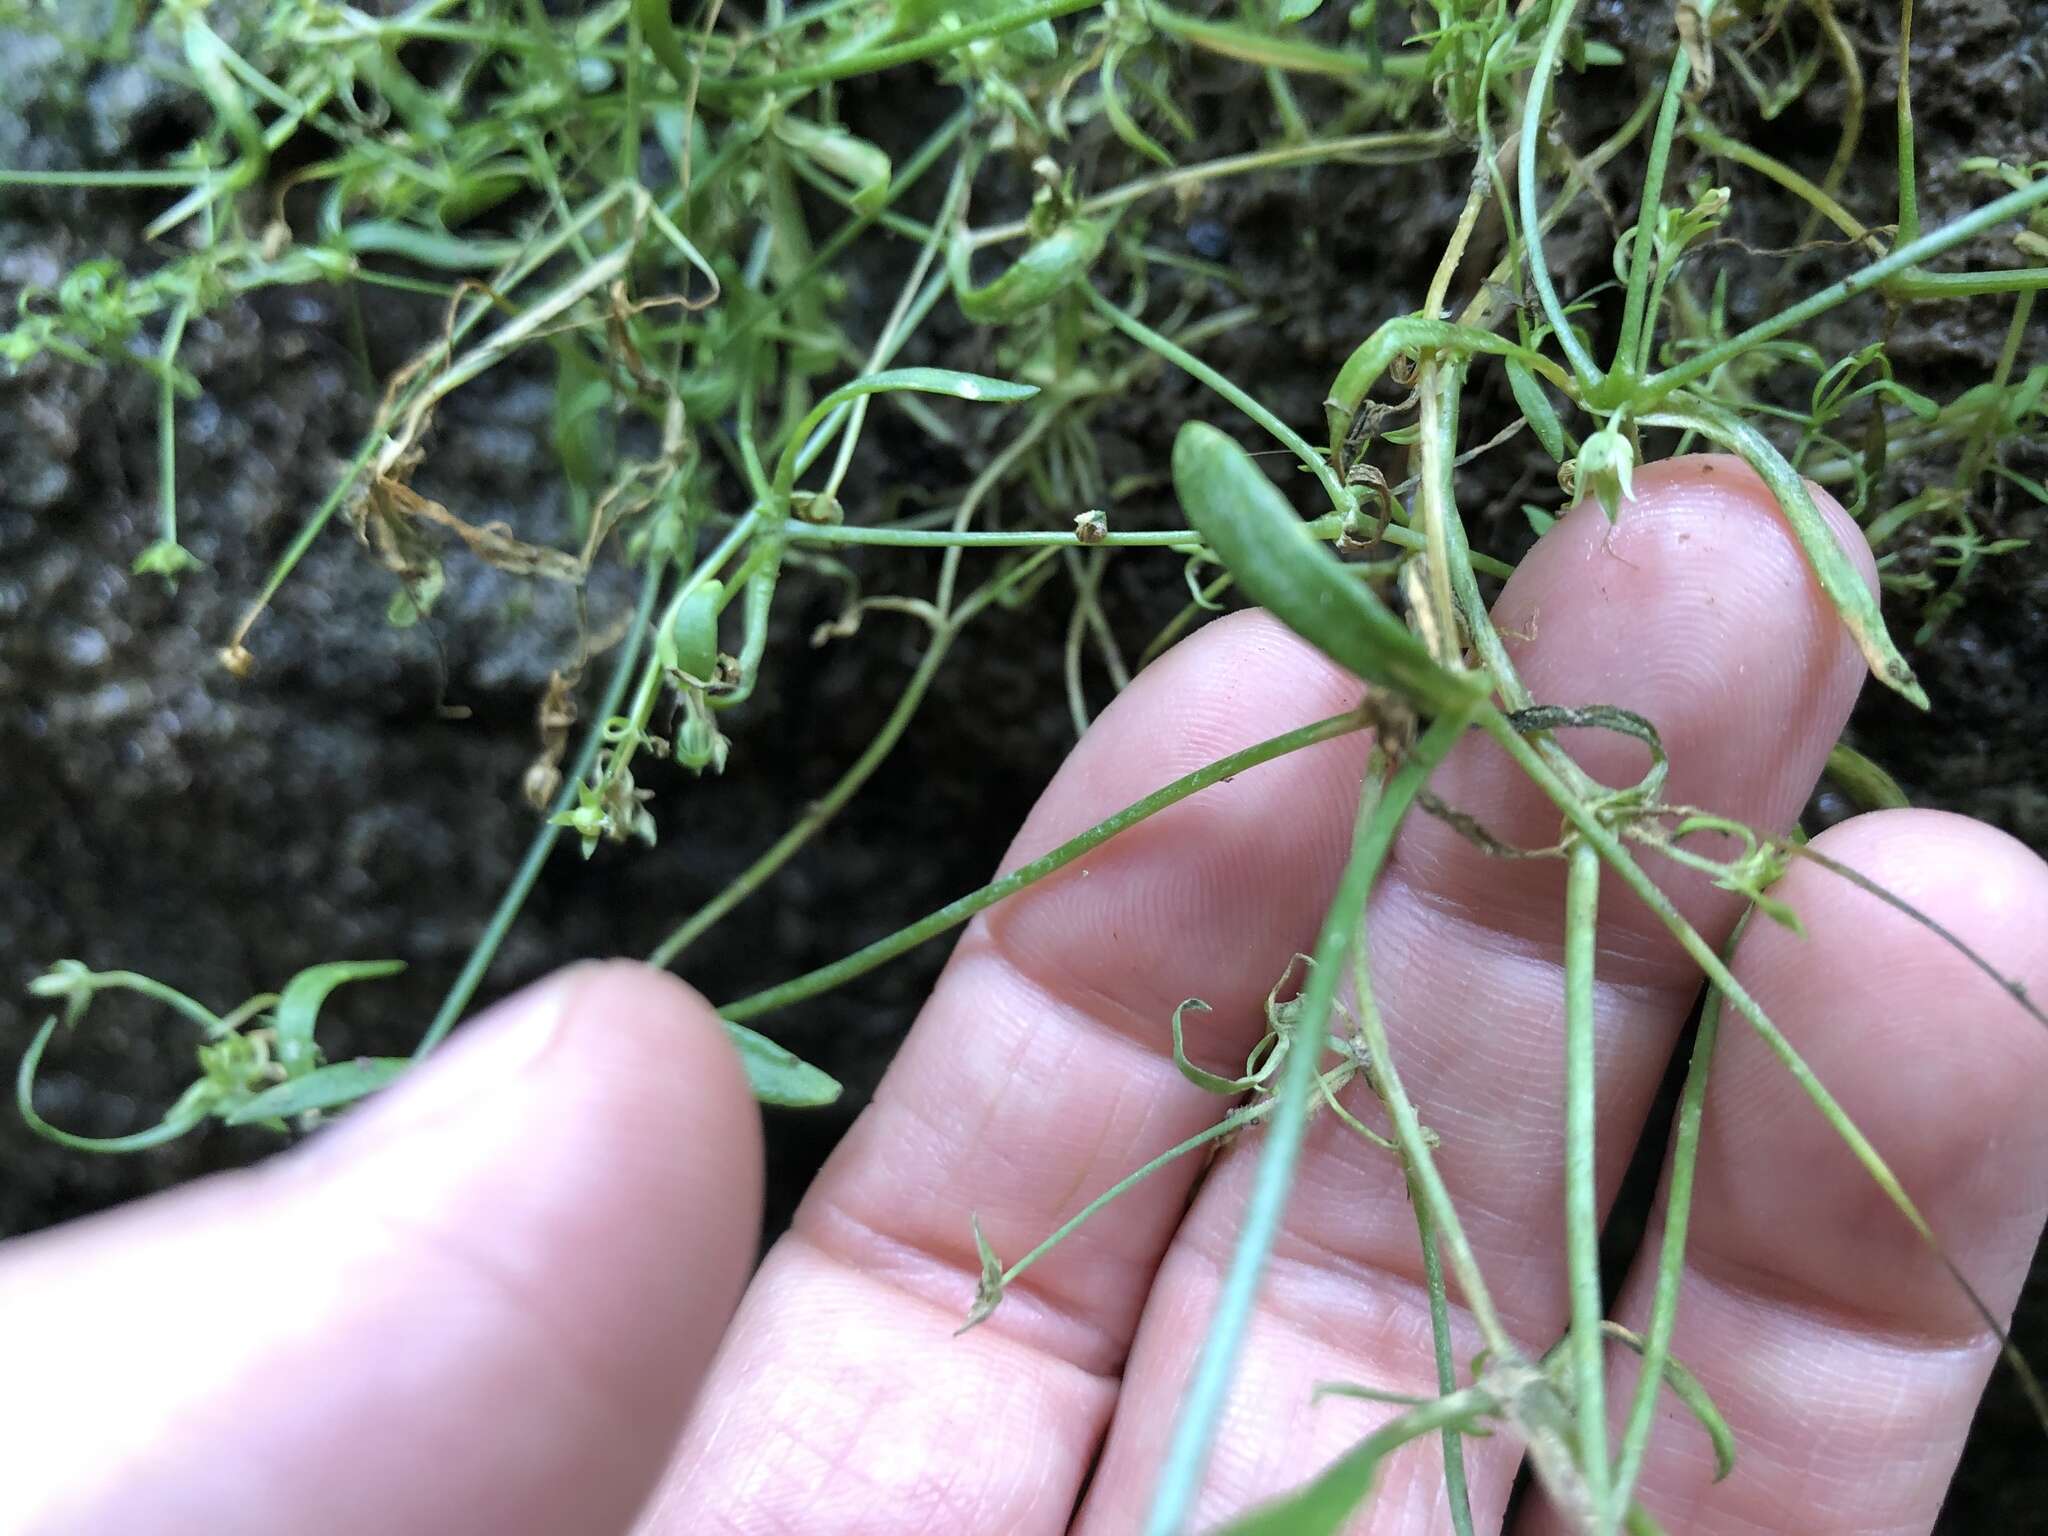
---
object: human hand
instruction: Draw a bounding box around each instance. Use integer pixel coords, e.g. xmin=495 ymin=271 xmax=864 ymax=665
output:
xmin=6 ymin=456 xmax=2046 ymax=1535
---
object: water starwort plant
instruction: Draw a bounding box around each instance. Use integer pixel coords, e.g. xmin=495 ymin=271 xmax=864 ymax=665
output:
xmin=9 ymin=0 xmax=2048 ymax=1528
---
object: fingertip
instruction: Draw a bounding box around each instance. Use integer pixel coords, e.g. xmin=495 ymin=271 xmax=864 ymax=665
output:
xmin=0 ymin=960 xmax=769 ymax=1536
xmin=1518 ymin=453 xmax=1875 ymax=647
xmin=1803 ymin=806 xmax=2048 ymax=959
xmin=1398 ymin=453 xmax=1875 ymax=978
xmin=1792 ymin=808 xmax=2048 ymax=1121
xmin=271 ymin=958 xmax=767 ymax=1529
xmin=1617 ymin=452 xmax=1877 ymax=593
xmin=548 ymin=958 xmax=767 ymax=1205
xmin=1702 ymin=807 xmax=2048 ymax=1333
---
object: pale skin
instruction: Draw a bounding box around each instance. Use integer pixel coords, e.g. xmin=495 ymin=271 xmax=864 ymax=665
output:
xmin=5 ymin=455 xmax=2047 ymax=1535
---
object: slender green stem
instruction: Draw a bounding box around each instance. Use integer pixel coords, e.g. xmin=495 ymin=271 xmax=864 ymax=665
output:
xmin=1563 ymin=838 xmax=1610 ymax=1512
xmin=789 ymin=524 xmax=1198 ymax=549
xmin=1686 ymin=117 xmax=1882 ymax=255
xmin=721 ymin=711 xmax=1369 ymax=1024
xmin=1421 ymin=363 xmax=1603 ymax=809
xmin=1481 ymin=707 xmax=2048 ymax=1433
xmin=226 ymin=428 xmax=383 ymax=656
xmin=1355 ymin=947 xmax=1508 ymax=1359
xmin=1896 ymin=0 xmax=1920 ymax=247
xmin=820 ymin=156 xmax=974 ymax=501
xmin=1517 ymin=0 xmax=1604 ymax=391
xmin=156 ymin=302 xmax=193 ymax=553
xmin=1796 ymin=0 xmax=1866 ymax=249
xmin=1607 ymin=923 xmax=1731 ymax=1524
xmin=0 ymin=168 xmax=211 ymax=187
xmin=1412 ymin=361 xmax=1461 ymax=667
xmin=654 ymin=635 xmax=952 ymax=967
xmin=415 ymin=556 xmax=665 ymax=1057
xmin=1000 ymin=1098 xmax=1274 ymax=1292
xmin=1084 ymin=283 xmax=1350 ymax=517
xmin=1412 ymin=1175 xmax=1478 ymax=1536
xmin=791 ymin=513 xmax=1513 ymax=574
xmin=969 ymin=131 xmax=1452 ymax=247
xmin=649 ymin=546 xmax=1060 ymax=967
xmin=1611 ymin=47 xmax=1691 ymax=381
xmin=1348 ymin=802 xmax=1601 ymax=1521
xmin=696 ymin=0 xmax=1104 ymax=95
xmin=721 ymin=105 xmax=970 ymax=356
xmin=1890 ymin=268 xmax=2048 ymax=300
xmin=1146 ymin=707 xmax=1474 ymax=1536
xmin=1641 ymin=177 xmax=2048 ymax=403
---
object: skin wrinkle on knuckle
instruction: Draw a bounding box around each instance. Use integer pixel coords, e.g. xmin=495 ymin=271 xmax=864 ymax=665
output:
xmin=796 ymin=1128 xmax=1142 ymax=1378
xmin=678 ymin=1259 xmax=1096 ymax=1534
xmin=1684 ymin=1238 xmax=2015 ymax=1358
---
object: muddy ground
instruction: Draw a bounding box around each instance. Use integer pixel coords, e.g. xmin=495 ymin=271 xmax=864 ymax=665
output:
xmin=3 ymin=1 xmax=2045 ymax=1525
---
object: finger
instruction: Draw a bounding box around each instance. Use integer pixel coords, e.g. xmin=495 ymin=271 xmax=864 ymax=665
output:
xmin=640 ymin=611 xmax=1384 ymax=1532
xmin=1516 ymin=810 xmax=2048 ymax=1536
xmin=0 ymin=962 xmax=762 ymax=1536
xmin=1076 ymin=455 xmax=1873 ymax=1531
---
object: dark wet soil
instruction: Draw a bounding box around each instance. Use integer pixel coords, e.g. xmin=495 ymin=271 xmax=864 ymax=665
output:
xmin=3 ymin=1 xmax=2044 ymax=1525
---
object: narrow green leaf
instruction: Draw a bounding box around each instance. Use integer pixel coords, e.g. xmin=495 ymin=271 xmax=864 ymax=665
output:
xmin=181 ymin=19 xmax=266 ymax=191
xmin=1101 ymin=46 xmax=1175 ymax=169
xmin=1216 ymin=1389 xmax=1494 ymax=1535
xmin=1504 ymin=357 xmax=1568 ymax=462
xmin=1825 ymin=742 xmax=1909 ymax=811
xmin=1172 ymin=421 xmax=1482 ymax=714
xmin=1170 ymin=998 xmax=1251 ymax=1094
xmin=1152 ymin=8 xmax=1425 ymax=79
xmin=273 ymin=960 xmax=406 ymax=1074
xmin=659 ymin=579 xmax=724 ymax=682
xmin=1600 ymin=1323 xmax=1736 ymax=1481
xmin=225 ymin=1057 xmax=409 ymax=1125
xmin=725 ymin=1020 xmax=842 ymax=1107
xmin=951 ymin=220 xmax=1109 ymax=324
xmin=552 ymin=343 xmax=616 ymax=493
xmin=774 ymin=117 xmax=892 ymax=215
xmin=634 ymin=0 xmax=696 ymax=88
xmin=18 ymin=1016 xmax=216 ymax=1153
xmin=829 ymin=366 xmax=1038 ymax=406
xmin=1641 ymin=401 xmax=1927 ymax=707
xmin=960 ymin=1214 xmax=1005 ymax=1332
xmin=778 ymin=368 xmax=1038 ymax=499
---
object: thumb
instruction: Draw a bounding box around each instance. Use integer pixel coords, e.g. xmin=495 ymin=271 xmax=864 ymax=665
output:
xmin=0 ymin=961 xmax=763 ymax=1536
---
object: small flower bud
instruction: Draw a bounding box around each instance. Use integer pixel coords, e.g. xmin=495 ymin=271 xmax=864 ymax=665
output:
xmin=1570 ymin=425 xmax=1637 ymax=523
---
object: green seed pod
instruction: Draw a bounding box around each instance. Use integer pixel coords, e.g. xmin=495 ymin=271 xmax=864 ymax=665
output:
xmin=952 ymin=218 xmax=1109 ymax=324
xmin=1171 ymin=422 xmax=1481 ymax=714
xmin=661 ymin=579 xmax=722 ymax=683
xmin=773 ymin=116 xmax=892 ymax=216
xmin=675 ymin=692 xmax=730 ymax=774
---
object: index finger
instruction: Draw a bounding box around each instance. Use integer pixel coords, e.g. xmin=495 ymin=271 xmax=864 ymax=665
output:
xmin=637 ymin=609 xmax=1379 ymax=1534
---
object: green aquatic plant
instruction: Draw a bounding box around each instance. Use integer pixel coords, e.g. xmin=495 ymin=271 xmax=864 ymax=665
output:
xmin=9 ymin=0 xmax=2048 ymax=1528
